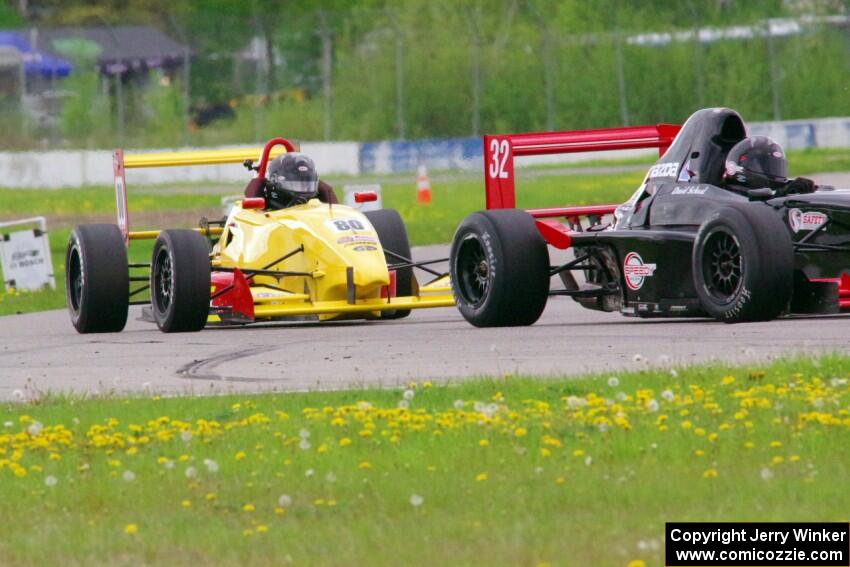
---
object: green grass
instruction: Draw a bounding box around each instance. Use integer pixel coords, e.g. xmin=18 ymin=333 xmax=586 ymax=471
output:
xmin=2 ymin=355 xmax=849 ymax=566
xmin=0 ymin=148 xmax=846 ymax=316
xmin=383 ymin=169 xmax=643 ymax=245
xmin=0 ymin=187 xmax=221 ymax=218
xmin=786 ymin=148 xmax=850 ymax=177
xmin=0 ymin=167 xmax=645 ymax=317
xmin=0 ymin=230 xmax=157 ymax=316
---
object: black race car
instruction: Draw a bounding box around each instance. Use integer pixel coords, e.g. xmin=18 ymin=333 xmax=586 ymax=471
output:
xmin=450 ymin=107 xmax=850 ymax=325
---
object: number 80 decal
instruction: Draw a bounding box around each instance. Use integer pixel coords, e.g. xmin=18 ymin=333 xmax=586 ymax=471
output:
xmin=326 ymin=218 xmax=369 ymax=232
xmin=488 ymin=138 xmax=511 ymax=180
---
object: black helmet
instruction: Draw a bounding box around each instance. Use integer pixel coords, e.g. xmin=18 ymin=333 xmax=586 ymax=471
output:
xmin=723 ymin=136 xmax=787 ymax=189
xmin=264 ymin=152 xmax=319 ymax=209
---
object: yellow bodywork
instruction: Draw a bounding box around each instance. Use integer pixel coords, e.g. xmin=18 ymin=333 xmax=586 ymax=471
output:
xmin=120 ymin=142 xmax=453 ymax=324
xmin=130 ymin=199 xmax=454 ymax=323
xmin=216 ymin=199 xmax=453 ymax=321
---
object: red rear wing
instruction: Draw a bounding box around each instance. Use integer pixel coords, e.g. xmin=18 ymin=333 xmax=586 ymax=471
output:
xmin=483 ymin=123 xmax=682 ymax=211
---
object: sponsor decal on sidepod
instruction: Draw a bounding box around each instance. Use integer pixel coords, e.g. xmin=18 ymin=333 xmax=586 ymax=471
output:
xmin=623 ymin=252 xmax=657 ymax=291
xmin=788 ymin=209 xmax=827 ymax=232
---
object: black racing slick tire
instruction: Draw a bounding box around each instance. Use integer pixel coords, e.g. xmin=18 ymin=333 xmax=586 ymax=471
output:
xmin=450 ymin=209 xmax=549 ymax=327
xmin=692 ymin=205 xmax=793 ymax=323
xmin=150 ymin=230 xmax=211 ymax=333
xmin=365 ymin=209 xmax=413 ymax=320
xmin=65 ymin=224 xmax=129 ymax=333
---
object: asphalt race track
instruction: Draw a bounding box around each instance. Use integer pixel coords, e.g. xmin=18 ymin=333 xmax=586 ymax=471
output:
xmin=3 ymin=235 xmax=850 ymax=399
xmin=2 ymin=290 xmax=849 ymax=399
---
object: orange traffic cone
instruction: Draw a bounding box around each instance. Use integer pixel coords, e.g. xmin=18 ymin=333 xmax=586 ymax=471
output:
xmin=416 ymin=164 xmax=432 ymax=204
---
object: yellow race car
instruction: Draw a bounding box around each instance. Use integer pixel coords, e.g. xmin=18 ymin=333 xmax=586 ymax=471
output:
xmin=65 ymin=138 xmax=454 ymax=333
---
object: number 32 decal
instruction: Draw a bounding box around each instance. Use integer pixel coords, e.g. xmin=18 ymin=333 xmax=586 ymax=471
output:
xmin=488 ymin=138 xmax=510 ymax=180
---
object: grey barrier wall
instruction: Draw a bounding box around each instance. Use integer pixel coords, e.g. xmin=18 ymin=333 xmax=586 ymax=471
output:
xmin=0 ymin=117 xmax=847 ymax=188
xmin=0 ymin=142 xmax=360 ymax=189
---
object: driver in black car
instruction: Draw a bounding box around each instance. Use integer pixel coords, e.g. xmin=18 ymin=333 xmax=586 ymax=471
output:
xmin=244 ymin=152 xmax=339 ymax=207
xmin=722 ymin=135 xmax=816 ymax=197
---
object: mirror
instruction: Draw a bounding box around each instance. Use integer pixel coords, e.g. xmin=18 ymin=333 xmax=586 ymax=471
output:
xmin=354 ymin=191 xmax=378 ymax=203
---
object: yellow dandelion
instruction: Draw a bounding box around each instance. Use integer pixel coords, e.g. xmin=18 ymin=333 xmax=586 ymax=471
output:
xmin=555 ymin=477 xmax=566 ymax=485
xmin=243 ymin=503 xmax=255 ymax=512
xmin=721 ymin=375 xmax=736 ymax=385
xmin=770 ymin=441 xmax=782 ymax=448
xmin=124 ymin=523 xmax=138 ymax=535
xmin=703 ymin=468 xmax=718 ymax=478
xmin=627 ymin=560 xmax=647 ymax=567
xmin=475 ymin=472 xmax=487 ymax=482
xmin=234 ymin=451 xmax=246 ymax=461
xmin=274 ymin=507 xmax=285 ymax=515
xmin=181 ymin=500 xmax=191 ymax=508
xmin=694 ymin=449 xmax=705 ymax=457
xmin=744 ymin=441 xmax=755 ymax=449
xmin=339 ymin=437 xmax=352 ymax=447
xmin=540 ymin=448 xmax=551 ymax=458
xmin=572 ymin=449 xmax=585 ymax=458
xmin=479 ymin=439 xmax=490 ymax=447
xmin=205 ymin=492 xmax=216 ymax=501
xmin=358 ymin=461 xmax=371 ymax=469
xmin=514 ymin=427 xmax=527 ymax=438
xmin=256 ymin=525 xmax=269 ymax=534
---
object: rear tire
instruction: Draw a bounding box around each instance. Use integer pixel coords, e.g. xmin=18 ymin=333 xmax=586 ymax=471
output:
xmin=65 ymin=224 xmax=129 ymax=333
xmin=150 ymin=230 xmax=211 ymax=333
xmin=365 ymin=209 xmax=413 ymax=320
xmin=692 ymin=205 xmax=793 ymax=323
xmin=450 ymin=209 xmax=549 ymax=327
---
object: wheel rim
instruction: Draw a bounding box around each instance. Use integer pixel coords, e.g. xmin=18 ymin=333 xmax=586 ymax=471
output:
xmin=68 ymin=245 xmax=83 ymax=314
xmin=455 ymin=234 xmax=490 ymax=307
xmin=701 ymin=229 xmax=743 ymax=303
xmin=153 ymin=248 xmax=173 ymax=314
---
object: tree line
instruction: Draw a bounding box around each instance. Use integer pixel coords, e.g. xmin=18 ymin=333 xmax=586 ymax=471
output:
xmin=6 ymin=0 xmax=850 ymax=148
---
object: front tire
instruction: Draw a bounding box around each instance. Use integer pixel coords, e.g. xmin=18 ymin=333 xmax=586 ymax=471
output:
xmin=65 ymin=224 xmax=129 ymax=333
xmin=450 ymin=209 xmax=549 ymax=327
xmin=365 ymin=209 xmax=413 ymax=320
xmin=692 ymin=205 xmax=793 ymax=323
xmin=150 ymin=230 xmax=211 ymax=333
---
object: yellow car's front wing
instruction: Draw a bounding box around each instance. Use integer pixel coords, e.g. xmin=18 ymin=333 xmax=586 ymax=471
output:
xmin=210 ymin=276 xmax=454 ymax=323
